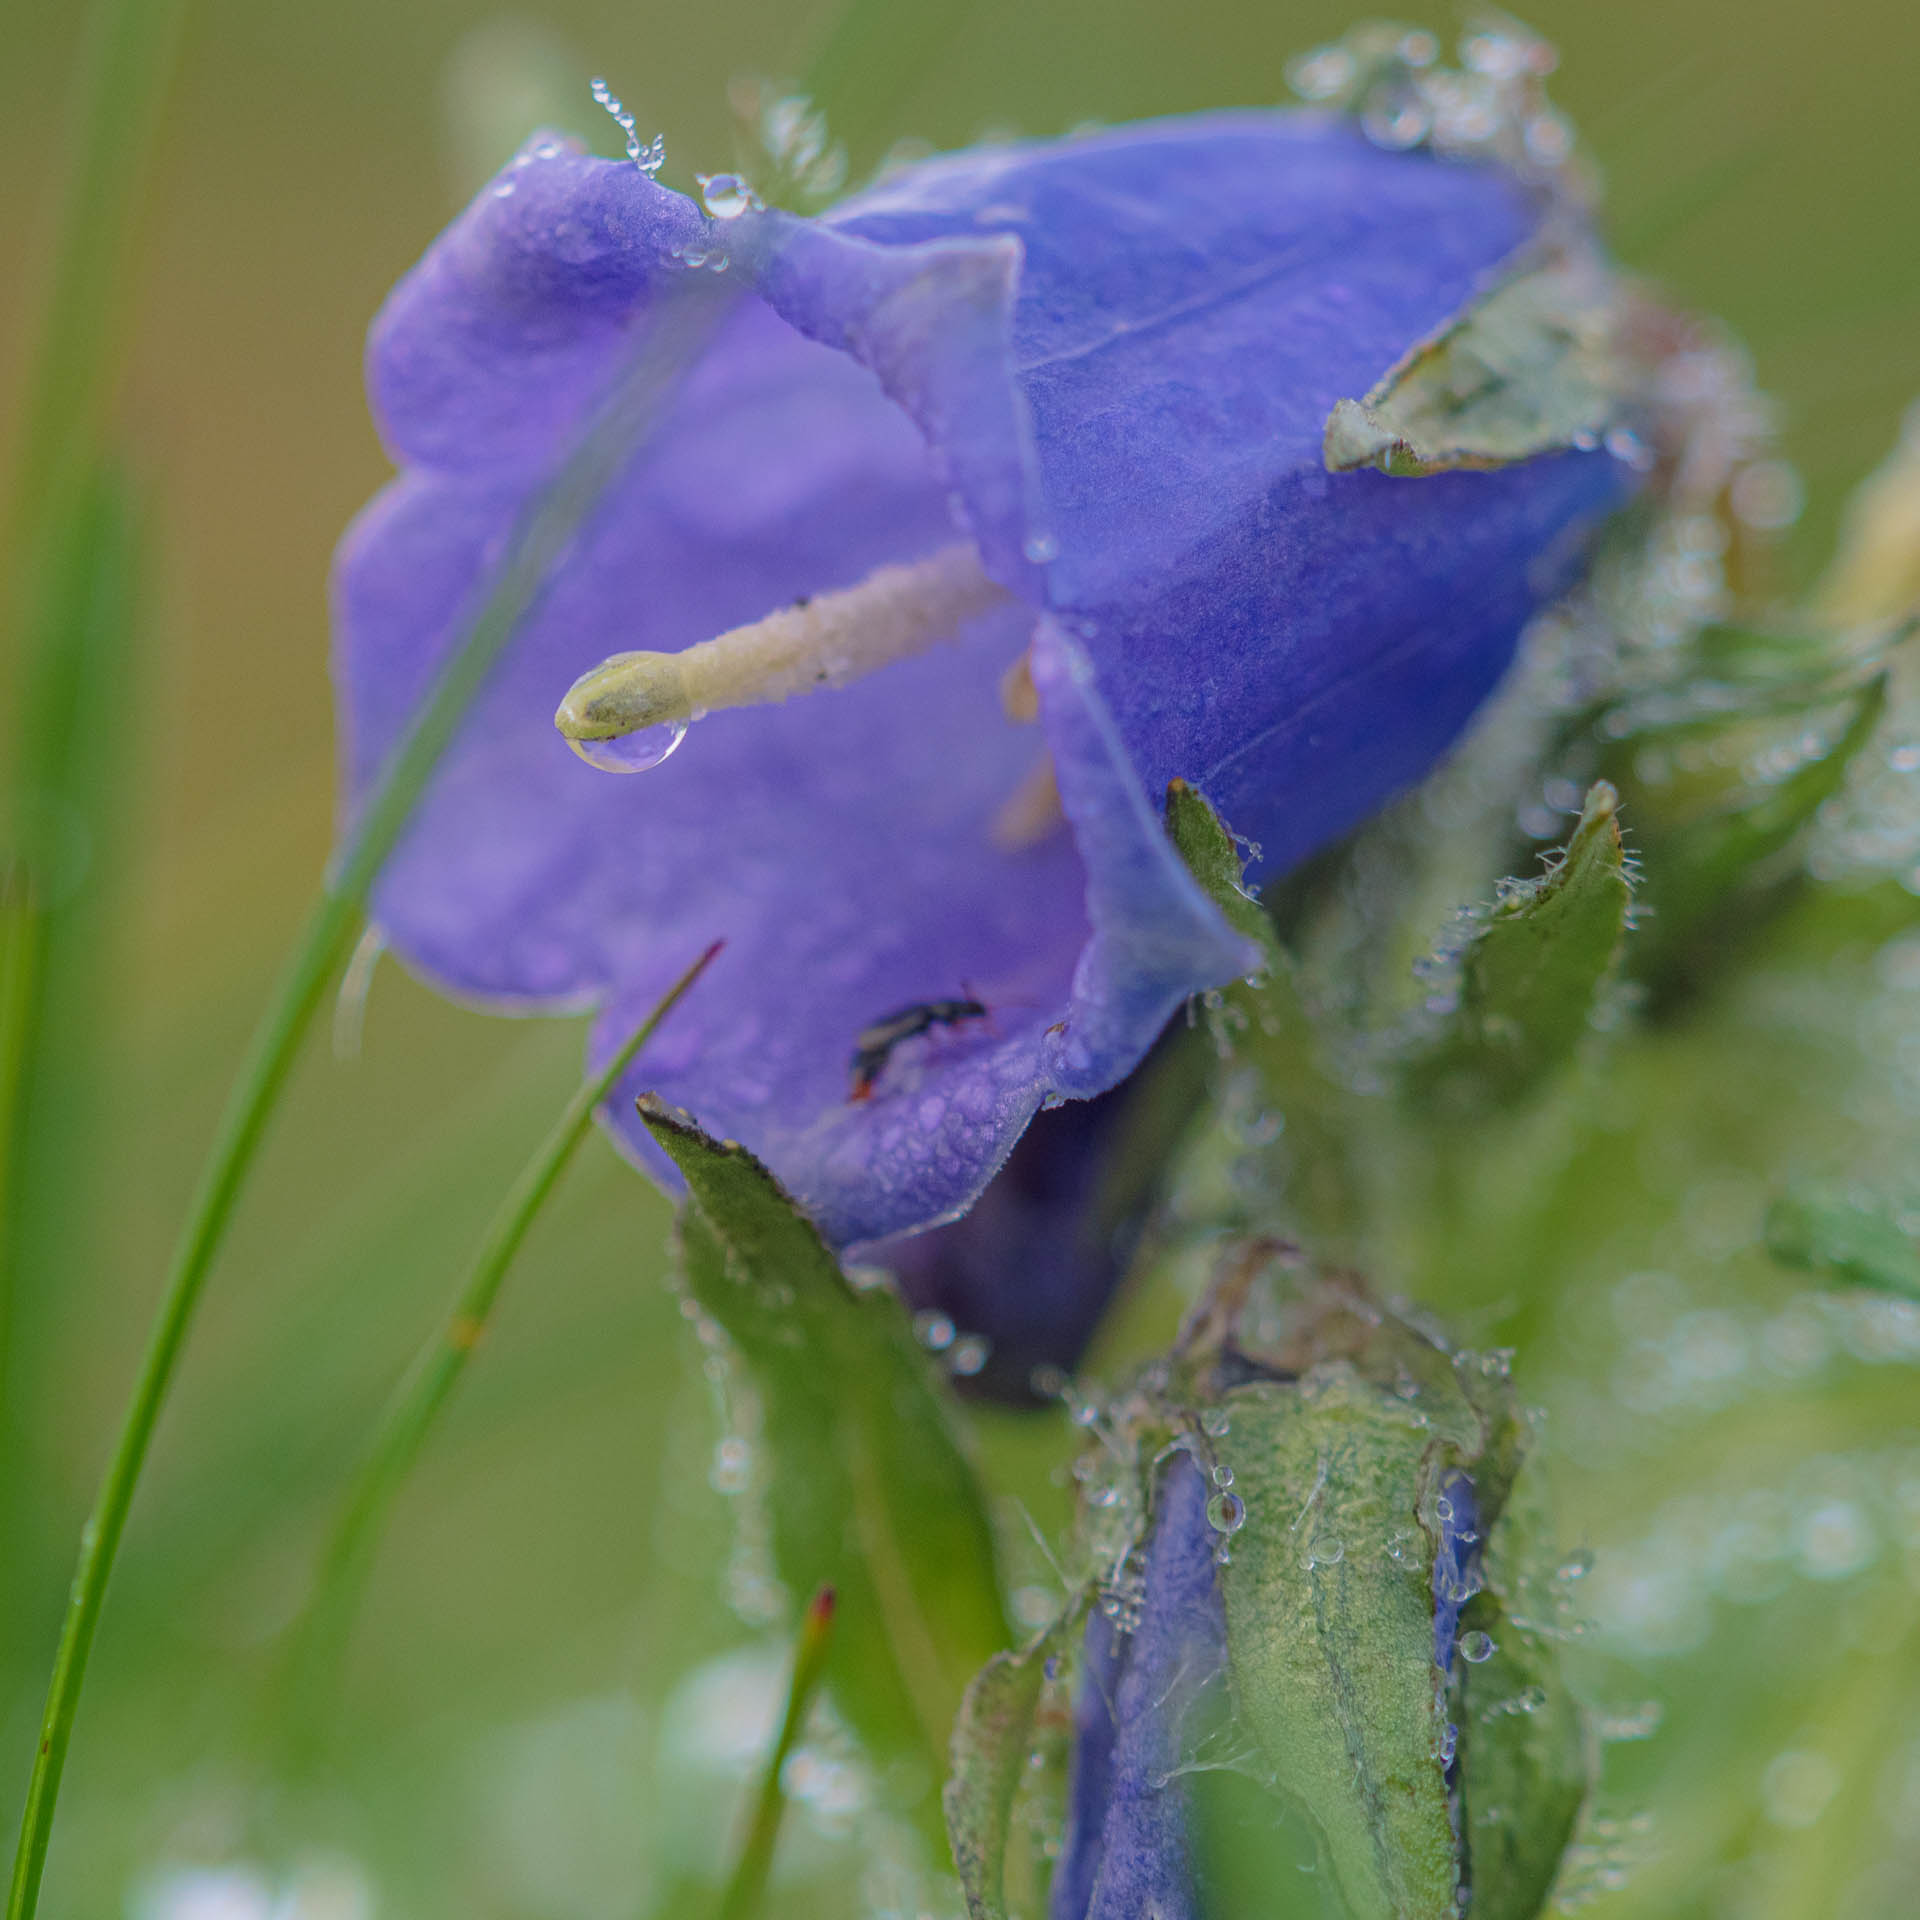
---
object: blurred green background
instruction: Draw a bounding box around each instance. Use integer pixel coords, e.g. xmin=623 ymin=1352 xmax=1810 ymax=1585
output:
xmin=2 ymin=0 xmax=1919 ymax=1914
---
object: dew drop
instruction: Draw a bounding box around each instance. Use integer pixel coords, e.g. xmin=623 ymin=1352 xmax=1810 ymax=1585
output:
xmin=1287 ymin=45 xmax=1356 ymax=100
xmin=1211 ymin=1464 xmax=1235 ymax=1489
xmin=949 ymin=1333 xmax=990 ymax=1377
xmin=1023 ymin=532 xmax=1060 ymax=564
xmin=1206 ymin=1491 xmax=1247 ymax=1535
xmin=1460 ymin=1629 xmax=1497 ymax=1664
xmin=912 ymin=1309 xmax=956 ymax=1352
xmin=567 ymin=721 xmax=687 ymax=773
xmin=1200 ymin=1408 xmax=1232 ymax=1438
xmin=1361 ymin=83 xmax=1432 ymax=150
xmin=711 ymin=1435 xmax=752 ymax=1494
xmin=698 ymin=172 xmax=763 ymax=219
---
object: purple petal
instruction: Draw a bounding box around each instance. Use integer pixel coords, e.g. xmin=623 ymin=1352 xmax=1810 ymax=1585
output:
xmin=1055 ymin=1454 xmax=1225 ymax=1920
xmin=1431 ymin=1468 xmax=1482 ymax=1672
xmin=877 ymin=1050 xmax=1175 ymax=1398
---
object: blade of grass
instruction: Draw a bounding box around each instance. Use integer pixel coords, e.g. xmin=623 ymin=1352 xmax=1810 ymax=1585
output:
xmin=717 ymin=1587 xmax=839 ymax=1920
xmin=278 ymin=938 xmax=722 ymax=1746
xmin=5 ymin=276 xmax=736 ymax=1920
xmin=0 ymin=465 xmax=144 ymax=1584
xmin=2 ymin=0 xmax=187 ymax=1599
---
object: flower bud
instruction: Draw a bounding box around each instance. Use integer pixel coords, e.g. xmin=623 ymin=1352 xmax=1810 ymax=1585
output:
xmin=1018 ymin=1253 xmax=1590 ymax=1920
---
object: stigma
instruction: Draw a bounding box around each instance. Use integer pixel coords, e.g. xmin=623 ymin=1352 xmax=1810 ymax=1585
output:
xmin=554 ymin=543 xmax=1015 ymax=761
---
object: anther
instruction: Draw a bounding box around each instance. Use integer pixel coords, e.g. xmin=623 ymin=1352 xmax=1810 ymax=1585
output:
xmin=554 ymin=543 xmax=1015 ymax=757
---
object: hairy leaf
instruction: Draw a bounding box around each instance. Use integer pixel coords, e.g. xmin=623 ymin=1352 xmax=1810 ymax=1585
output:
xmin=1765 ymin=1182 xmax=1920 ymax=1301
xmin=1595 ymin=652 xmax=1887 ymax=993
xmin=644 ymin=1097 xmax=1010 ymax=1837
xmin=1214 ymin=1374 xmax=1461 ymax=1920
xmin=1454 ymin=1593 xmax=1592 ymax=1920
xmin=945 ymin=1608 xmax=1077 ymax=1920
xmin=1407 ymin=781 xmax=1630 ymax=1112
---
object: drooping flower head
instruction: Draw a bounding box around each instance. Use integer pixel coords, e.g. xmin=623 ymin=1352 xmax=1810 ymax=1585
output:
xmin=333 ymin=29 xmax=1638 ymax=1252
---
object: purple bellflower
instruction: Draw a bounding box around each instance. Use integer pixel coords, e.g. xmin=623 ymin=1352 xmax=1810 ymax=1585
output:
xmin=333 ymin=108 xmax=1630 ymax=1253
xmin=879 ymin=1060 xmax=1174 ymax=1397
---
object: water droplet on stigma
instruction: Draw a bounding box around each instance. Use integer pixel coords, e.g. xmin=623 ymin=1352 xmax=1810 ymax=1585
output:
xmin=567 ymin=720 xmax=688 ymax=773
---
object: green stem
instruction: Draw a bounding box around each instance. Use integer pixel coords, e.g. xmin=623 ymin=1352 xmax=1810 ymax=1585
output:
xmin=717 ymin=1587 xmax=839 ymax=1920
xmin=4 ymin=279 xmax=735 ymax=1920
xmin=281 ymin=938 xmax=723 ymax=1740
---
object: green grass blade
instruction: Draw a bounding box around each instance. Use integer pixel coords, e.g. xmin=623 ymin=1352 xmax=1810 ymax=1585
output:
xmin=4 ymin=278 xmax=735 ymax=1920
xmin=0 ymin=462 xmax=145 ymax=1671
xmin=278 ymin=939 xmax=722 ymax=1745
xmin=716 ymin=1585 xmax=839 ymax=1920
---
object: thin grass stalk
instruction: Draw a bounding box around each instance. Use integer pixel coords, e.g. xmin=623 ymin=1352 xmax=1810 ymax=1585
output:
xmin=717 ymin=1587 xmax=840 ymax=1920
xmin=279 ymin=939 xmax=723 ymax=1743
xmin=4 ymin=280 xmax=737 ymax=1920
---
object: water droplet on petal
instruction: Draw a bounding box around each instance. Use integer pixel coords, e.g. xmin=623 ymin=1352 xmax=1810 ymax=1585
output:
xmin=699 ymin=172 xmax=763 ymax=219
xmin=1023 ymin=532 xmax=1060 ymax=564
xmin=1460 ymin=1629 xmax=1497 ymax=1663
xmin=1206 ymin=1491 xmax=1247 ymax=1534
xmin=912 ymin=1309 xmax=956 ymax=1352
xmin=949 ymin=1333 xmax=990 ymax=1376
xmin=567 ymin=720 xmax=688 ymax=773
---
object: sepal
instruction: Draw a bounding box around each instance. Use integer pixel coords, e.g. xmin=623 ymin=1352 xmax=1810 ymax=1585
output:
xmin=1404 ymin=780 xmax=1630 ymax=1113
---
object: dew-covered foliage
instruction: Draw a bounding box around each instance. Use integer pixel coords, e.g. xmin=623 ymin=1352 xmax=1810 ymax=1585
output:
xmin=4 ymin=4 xmax=1920 ymax=1920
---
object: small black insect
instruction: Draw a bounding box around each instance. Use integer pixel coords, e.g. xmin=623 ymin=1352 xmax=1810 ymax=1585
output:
xmin=848 ymin=997 xmax=989 ymax=1102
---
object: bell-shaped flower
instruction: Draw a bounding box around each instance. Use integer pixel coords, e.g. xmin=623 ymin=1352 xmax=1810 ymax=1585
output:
xmin=333 ymin=101 xmax=1633 ymax=1249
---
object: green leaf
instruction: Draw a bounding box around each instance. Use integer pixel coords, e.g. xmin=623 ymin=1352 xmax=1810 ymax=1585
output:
xmin=1213 ymin=1373 xmax=1463 ymax=1920
xmin=1406 ymin=781 xmax=1631 ymax=1112
xmin=641 ymin=1097 xmax=1011 ymax=1839
xmin=944 ymin=1608 xmax=1077 ymax=1920
xmin=1163 ymin=777 xmax=1280 ymax=966
xmin=1163 ymin=779 xmax=1369 ymax=1243
xmin=1324 ymin=244 xmax=1632 ymax=478
xmin=1764 ymin=1182 xmax=1920 ymax=1301
xmin=1454 ymin=1593 xmax=1591 ymax=1920
xmin=1593 ymin=651 xmax=1887 ymax=993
